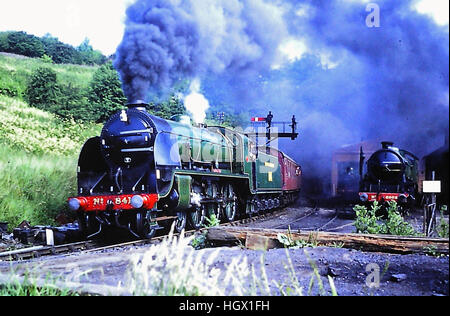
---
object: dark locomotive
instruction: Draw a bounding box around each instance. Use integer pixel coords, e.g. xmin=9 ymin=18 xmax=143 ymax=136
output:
xmin=359 ymin=142 xmax=419 ymax=209
xmin=68 ymin=103 xmax=302 ymax=239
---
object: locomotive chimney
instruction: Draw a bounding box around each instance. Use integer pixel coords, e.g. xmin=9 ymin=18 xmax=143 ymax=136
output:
xmin=381 ymin=141 xmax=394 ymax=149
xmin=127 ymin=100 xmax=148 ymax=111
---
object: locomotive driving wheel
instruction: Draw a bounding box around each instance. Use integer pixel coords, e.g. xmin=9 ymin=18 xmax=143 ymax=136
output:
xmin=188 ymin=185 xmax=206 ymax=230
xmin=174 ymin=211 xmax=187 ymax=233
xmin=206 ymin=182 xmax=222 ymax=222
xmin=246 ymin=199 xmax=256 ymax=216
xmin=135 ymin=211 xmax=156 ymax=239
xmin=189 ymin=205 xmax=206 ymax=230
xmin=222 ymin=184 xmax=237 ymax=222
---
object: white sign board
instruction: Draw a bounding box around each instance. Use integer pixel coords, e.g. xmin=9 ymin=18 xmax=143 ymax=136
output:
xmin=46 ymin=229 xmax=55 ymax=246
xmin=423 ymin=181 xmax=441 ymax=193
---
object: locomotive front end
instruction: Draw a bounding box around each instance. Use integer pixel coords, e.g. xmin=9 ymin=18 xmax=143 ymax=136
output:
xmin=359 ymin=142 xmax=419 ymax=208
xmin=69 ymin=103 xmax=162 ymax=239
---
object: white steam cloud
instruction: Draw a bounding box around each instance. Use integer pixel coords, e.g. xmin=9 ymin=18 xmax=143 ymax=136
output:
xmin=183 ymin=79 xmax=210 ymax=124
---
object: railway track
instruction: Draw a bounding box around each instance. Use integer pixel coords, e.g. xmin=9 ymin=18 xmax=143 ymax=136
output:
xmin=0 ymin=208 xmax=287 ymax=262
xmin=272 ymin=206 xmax=319 ymax=229
xmin=269 ymin=205 xmax=355 ymax=233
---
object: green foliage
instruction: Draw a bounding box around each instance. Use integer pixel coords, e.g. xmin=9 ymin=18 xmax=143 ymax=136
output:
xmin=190 ymin=215 xmax=220 ymax=250
xmin=0 ymin=96 xmax=100 ymax=228
xmin=0 ymin=95 xmax=100 ymax=156
xmin=354 ymin=202 xmax=418 ymax=236
xmin=354 ymin=202 xmax=384 ymax=234
xmin=40 ymin=54 xmax=53 ymax=64
xmin=383 ymin=202 xmax=417 ymax=236
xmin=25 ymin=67 xmax=60 ymax=107
xmin=88 ymin=62 xmax=127 ymax=122
xmin=0 ymin=31 xmax=107 ymax=66
xmin=77 ymin=38 xmax=107 ymax=66
xmin=438 ymin=206 xmax=449 ymax=238
xmin=150 ymin=94 xmax=186 ymax=120
xmin=24 ymin=67 xmax=99 ymax=122
xmin=0 ymin=71 xmax=20 ymax=98
xmin=0 ymin=273 xmax=77 ymax=296
xmin=21 ymin=60 xmax=127 ymax=122
xmin=0 ymin=144 xmax=78 ymax=228
xmin=1 ymin=53 xmax=189 ymax=125
xmin=0 ymin=31 xmax=45 ymax=58
xmin=0 ymin=53 xmax=96 ymax=100
xmin=205 ymin=214 xmax=221 ymax=228
xmin=45 ymin=83 xmax=93 ymax=122
xmin=206 ymin=110 xmax=250 ymax=128
xmin=277 ymin=227 xmax=318 ymax=249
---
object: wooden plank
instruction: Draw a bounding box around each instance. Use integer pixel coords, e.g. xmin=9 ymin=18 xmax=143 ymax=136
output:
xmin=207 ymin=226 xmax=449 ymax=255
xmin=245 ymin=234 xmax=278 ymax=251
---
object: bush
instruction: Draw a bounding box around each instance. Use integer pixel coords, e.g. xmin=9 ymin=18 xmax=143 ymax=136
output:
xmin=40 ymin=54 xmax=54 ymax=64
xmin=44 ymin=83 xmax=100 ymax=122
xmin=438 ymin=206 xmax=449 ymax=238
xmin=25 ymin=67 xmax=60 ymax=107
xmin=24 ymin=63 xmax=125 ymax=123
xmin=0 ymin=81 xmax=19 ymax=98
xmin=354 ymin=202 xmax=384 ymax=235
xmin=383 ymin=202 xmax=417 ymax=236
xmin=354 ymin=201 xmax=418 ymax=236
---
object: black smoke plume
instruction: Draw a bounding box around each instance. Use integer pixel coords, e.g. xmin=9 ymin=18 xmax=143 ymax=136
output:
xmin=114 ymin=0 xmax=288 ymax=103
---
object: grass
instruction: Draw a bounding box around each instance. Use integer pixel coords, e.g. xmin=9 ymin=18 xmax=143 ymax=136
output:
xmin=0 ymin=144 xmax=78 ymax=228
xmin=122 ymin=229 xmax=338 ymax=296
xmin=0 ymin=53 xmax=97 ymax=99
xmin=0 ymin=229 xmax=338 ymax=296
xmin=0 ymin=275 xmax=78 ymax=296
xmin=0 ymin=95 xmax=101 ymax=228
xmin=0 ymin=95 xmax=100 ymax=156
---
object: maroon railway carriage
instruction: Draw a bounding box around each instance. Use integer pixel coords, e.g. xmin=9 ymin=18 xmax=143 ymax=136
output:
xmin=279 ymin=151 xmax=302 ymax=192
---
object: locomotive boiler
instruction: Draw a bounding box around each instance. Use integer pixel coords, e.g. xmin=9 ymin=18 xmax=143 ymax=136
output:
xmin=359 ymin=142 xmax=419 ymax=208
xmin=68 ymin=103 xmax=302 ymax=239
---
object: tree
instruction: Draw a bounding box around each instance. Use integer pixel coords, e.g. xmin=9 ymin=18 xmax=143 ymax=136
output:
xmin=41 ymin=35 xmax=80 ymax=64
xmin=151 ymin=94 xmax=186 ymax=119
xmin=0 ymin=31 xmax=45 ymax=57
xmin=77 ymin=38 xmax=107 ymax=65
xmin=1 ymin=31 xmax=107 ymax=65
xmin=88 ymin=62 xmax=127 ymax=122
xmin=25 ymin=67 xmax=60 ymax=108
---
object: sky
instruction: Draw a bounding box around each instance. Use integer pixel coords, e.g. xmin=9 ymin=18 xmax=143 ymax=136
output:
xmin=0 ymin=0 xmax=132 ymax=55
xmin=0 ymin=0 xmax=448 ymax=56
